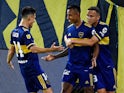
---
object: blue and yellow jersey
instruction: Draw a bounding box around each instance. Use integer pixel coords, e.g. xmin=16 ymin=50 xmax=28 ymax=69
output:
xmin=94 ymin=21 xmax=115 ymax=69
xmin=10 ymin=26 xmax=42 ymax=73
xmin=66 ymin=21 xmax=94 ymax=67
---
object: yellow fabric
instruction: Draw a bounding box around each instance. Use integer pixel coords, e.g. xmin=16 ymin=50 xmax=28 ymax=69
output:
xmin=80 ymin=0 xmax=98 ymax=21
xmin=37 ymin=75 xmax=47 ymax=89
xmin=71 ymin=38 xmax=88 ymax=47
xmin=3 ymin=0 xmax=20 ymax=48
xmin=98 ymin=37 xmax=109 ymax=45
xmin=89 ymin=74 xmax=93 ymax=86
xmin=3 ymin=0 xmax=44 ymax=48
xmin=30 ymin=21 xmax=44 ymax=47
xmin=105 ymin=0 xmax=113 ymax=25
xmin=116 ymin=6 xmax=124 ymax=93
xmin=21 ymin=45 xmax=31 ymax=53
xmin=44 ymin=0 xmax=67 ymax=44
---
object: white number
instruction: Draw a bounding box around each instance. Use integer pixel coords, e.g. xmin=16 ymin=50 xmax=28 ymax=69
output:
xmin=13 ymin=41 xmax=24 ymax=57
xmin=99 ymin=27 xmax=108 ymax=37
xmin=93 ymin=75 xmax=98 ymax=82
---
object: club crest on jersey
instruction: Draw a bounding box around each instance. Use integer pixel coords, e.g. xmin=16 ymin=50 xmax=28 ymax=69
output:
xmin=26 ymin=34 xmax=31 ymax=39
xmin=78 ymin=32 xmax=84 ymax=38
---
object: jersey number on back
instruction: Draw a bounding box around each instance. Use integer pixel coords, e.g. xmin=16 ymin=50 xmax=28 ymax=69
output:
xmin=13 ymin=41 xmax=24 ymax=58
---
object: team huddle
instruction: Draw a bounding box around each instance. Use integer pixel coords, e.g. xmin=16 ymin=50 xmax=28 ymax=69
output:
xmin=7 ymin=5 xmax=116 ymax=93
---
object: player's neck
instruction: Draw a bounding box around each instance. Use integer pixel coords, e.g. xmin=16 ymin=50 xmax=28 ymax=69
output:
xmin=92 ymin=21 xmax=99 ymax=27
xmin=19 ymin=19 xmax=29 ymax=29
xmin=74 ymin=19 xmax=82 ymax=28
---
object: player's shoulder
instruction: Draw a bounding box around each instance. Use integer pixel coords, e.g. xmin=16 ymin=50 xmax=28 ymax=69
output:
xmin=83 ymin=21 xmax=92 ymax=28
xmin=67 ymin=24 xmax=74 ymax=28
xmin=22 ymin=27 xmax=29 ymax=32
xmin=99 ymin=21 xmax=108 ymax=26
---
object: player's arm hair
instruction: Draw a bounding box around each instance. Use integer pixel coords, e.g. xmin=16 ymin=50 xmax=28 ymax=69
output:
xmin=71 ymin=35 xmax=99 ymax=47
xmin=53 ymin=47 xmax=68 ymax=59
xmin=7 ymin=45 xmax=15 ymax=64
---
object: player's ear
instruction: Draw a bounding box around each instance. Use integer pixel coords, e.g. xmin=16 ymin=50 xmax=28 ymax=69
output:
xmin=97 ymin=15 xmax=100 ymax=20
xmin=27 ymin=15 xmax=31 ymax=21
xmin=27 ymin=17 xmax=30 ymax=21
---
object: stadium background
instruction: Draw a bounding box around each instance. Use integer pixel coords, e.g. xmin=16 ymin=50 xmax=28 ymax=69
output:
xmin=0 ymin=0 xmax=124 ymax=93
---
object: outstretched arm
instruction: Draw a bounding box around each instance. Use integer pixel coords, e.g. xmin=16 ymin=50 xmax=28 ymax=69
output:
xmin=54 ymin=47 xmax=68 ymax=58
xmin=29 ymin=42 xmax=64 ymax=53
xmin=42 ymin=47 xmax=68 ymax=61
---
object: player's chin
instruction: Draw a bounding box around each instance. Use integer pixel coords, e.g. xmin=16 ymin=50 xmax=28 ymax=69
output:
xmin=29 ymin=25 xmax=33 ymax=28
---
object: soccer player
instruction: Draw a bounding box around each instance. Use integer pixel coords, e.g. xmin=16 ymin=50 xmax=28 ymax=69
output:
xmin=69 ymin=6 xmax=116 ymax=93
xmin=7 ymin=6 xmax=63 ymax=93
xmin=43 ymin=5 xmax=97 ymax=93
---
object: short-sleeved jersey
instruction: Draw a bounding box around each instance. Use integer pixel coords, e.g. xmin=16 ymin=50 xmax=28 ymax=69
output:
xmin=10 ymin=26 xmax=42 ymax=74
xmin=94 ymin=21 xmax=115 ymax=69
xmin=66 ymin=21 xmax=94 ymax=67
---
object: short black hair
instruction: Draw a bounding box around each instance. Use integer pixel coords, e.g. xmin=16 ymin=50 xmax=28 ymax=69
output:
xmin=67 ymin=5 xmax=81 ymax=13
xmin=21 ymin=6 xmax=36 ymax=18
xmin=88 ymin=6 xmax=100 ymax=15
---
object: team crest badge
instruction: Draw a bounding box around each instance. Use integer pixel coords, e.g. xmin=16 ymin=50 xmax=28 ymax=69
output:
xmin=26 ymin=34 xmax=31 ymax=39
xmin=78 ymin=32 xmax=84 ymax=38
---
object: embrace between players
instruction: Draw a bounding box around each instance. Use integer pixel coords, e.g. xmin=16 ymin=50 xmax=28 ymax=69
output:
xmin=7 ymin=5 xmax=116 ymax=93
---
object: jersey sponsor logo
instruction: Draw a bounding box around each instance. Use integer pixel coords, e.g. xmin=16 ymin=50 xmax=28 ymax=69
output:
xmin=63 ymin=69 xmax=70 ymax=75
xmin=99 ymin=27 xmax=108 ymax=37
xmin=78 ymin=32 xmax=84 ymax=38
xmin=12 ymin=32 xmax=19 ymax=38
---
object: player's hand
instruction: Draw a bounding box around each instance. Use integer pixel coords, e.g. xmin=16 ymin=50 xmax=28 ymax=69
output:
xmin=65 ymin=39 xmax=74 ymax=49
xmin=7 ymin=61 xmax=14 ymax=69
xmin=41 ymin=54 xmax=55 ymax=61
xmin=50 ymin=42 xmax=64 ymax=51
xmin=91 ymin=57 xmax=97 ymax=68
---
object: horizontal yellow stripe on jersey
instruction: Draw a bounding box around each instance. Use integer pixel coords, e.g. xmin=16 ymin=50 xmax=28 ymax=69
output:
xmin=27 ymin=43 xmax=35 ymax=49
xmin=70 ymin=38 xmax=88 ymax=47
xmin=21 ymin=45 xmax=31 ymax=53
xmin=98 ymin=37 xmax=109 ymax=45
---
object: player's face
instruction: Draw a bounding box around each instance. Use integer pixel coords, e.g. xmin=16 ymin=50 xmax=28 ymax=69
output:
xmin=67 ymin=9 xmax=79 ymax=24
xmin=28 ymin=14 xmax=36 ymax=28
xmin=87 ymin=10 xmax=100 ymax=25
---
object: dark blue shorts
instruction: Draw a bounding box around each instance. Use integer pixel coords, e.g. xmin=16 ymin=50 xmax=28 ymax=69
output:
xmin=62 ymin=63 xmax=93 ymax=87
xmin=19 ymin=62 xmax=51 ymax=92
xmin=23 ymin=72 xmax=51 ymax=92
xmin=93 ymin=67 xmax=116 ymax=91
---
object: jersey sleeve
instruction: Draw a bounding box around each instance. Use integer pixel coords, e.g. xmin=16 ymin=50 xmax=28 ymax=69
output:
xmin=94 ymin=25 xmax=109 ymax=41
xmin=23 ymin=31 xmax=35 ymax=49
